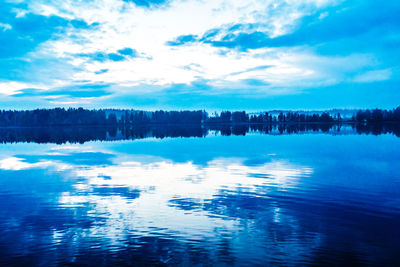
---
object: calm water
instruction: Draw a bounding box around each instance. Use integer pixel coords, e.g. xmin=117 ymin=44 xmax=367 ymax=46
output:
xmin=0 ymin=129 xmax=399 ymax=266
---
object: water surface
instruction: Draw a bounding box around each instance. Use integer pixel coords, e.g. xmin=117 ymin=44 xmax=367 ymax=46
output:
xmin=0 ymin=129 xmax=399 ymax=266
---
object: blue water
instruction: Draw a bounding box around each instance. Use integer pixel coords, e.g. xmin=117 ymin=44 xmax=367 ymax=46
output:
xmin=0 ymin=132 xmax=399 ymax=266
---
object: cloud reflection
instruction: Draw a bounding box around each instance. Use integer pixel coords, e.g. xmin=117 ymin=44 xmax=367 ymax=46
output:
xmin=0 ymin=145 xmax=313 ymax=248
xmin=55 ymin=156 xmax=313 ymax=243
xmin=0 ymin=156 xmax=69 ymax=171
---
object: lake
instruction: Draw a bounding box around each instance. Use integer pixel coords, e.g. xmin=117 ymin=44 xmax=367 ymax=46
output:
xmin=0 ymin=126 xmax=399 ymax=266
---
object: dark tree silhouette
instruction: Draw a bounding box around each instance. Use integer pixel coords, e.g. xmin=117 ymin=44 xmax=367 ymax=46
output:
xmin=0 ymin=107 xmax=399 ymax=128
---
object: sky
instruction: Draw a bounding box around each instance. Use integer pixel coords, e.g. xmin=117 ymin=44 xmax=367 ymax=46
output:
xmin=0 ymin=0 xmax=399 ymax=110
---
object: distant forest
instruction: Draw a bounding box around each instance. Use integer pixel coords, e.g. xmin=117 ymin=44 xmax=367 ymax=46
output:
xmin=0 ymin=107 xmax=399 ymax=127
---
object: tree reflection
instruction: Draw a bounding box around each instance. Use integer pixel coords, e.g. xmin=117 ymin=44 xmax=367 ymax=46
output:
xmin=0 ymin=123 xmax=398 ymax=144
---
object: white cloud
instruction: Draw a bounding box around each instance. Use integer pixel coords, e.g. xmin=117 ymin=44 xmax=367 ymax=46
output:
xmin=0 ymin=81 xmax=48 ymax=95
xmin=12 ymin=0 xmax=374 ymax=99
xmin=4 ymin=0 xmax=397 ymax=110
xmin=0 ymin=23 xmax=12 ymax=31
xmin=353 ymin=69 xmax=392 ymax=83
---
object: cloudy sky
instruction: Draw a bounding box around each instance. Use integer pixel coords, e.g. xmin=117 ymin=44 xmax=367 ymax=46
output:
xmin=0 ymin=0 xmax=399 ymax=110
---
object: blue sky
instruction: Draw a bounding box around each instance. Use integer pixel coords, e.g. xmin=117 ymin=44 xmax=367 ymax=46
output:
xmin=0 ymin=0 xmax=399 ymax=110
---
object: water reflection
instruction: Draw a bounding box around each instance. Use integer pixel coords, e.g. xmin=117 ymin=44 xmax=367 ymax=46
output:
xmin=0 ymin=133 xmax=399 ymax=265
xmin=0 ymin=123 xmax=399 ymax=144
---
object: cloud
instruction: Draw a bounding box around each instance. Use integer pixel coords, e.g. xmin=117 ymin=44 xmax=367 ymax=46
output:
xmin=0 ymin=81 xmax=48 ymax=95
xmin=0 ymin=0 xmax=399 ymax=109
xmin=78 ymin=48 xmax=140 ymax=62
xmin=12 ymin=83 xmax=112 ymax=98
xmin=24 ymin=0 xmax=335 ymax=87
xmin=0 ymin=1 xmax=91 ymax=59
xmin=123 ymin=0 xmax=170 ymax=8
xmin=0 ymin=23 xmax=12 ymax=31
xmin=167 ymin=1 xmax=400 ymax=54
xmin=353 ymin=69 xmax=392 ymax=83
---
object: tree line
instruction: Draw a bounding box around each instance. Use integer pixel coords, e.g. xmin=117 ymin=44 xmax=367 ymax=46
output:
xmin=0 ymin=107 xmax=399 ymax=127
xmin=207 ymin=111 xmax=338 ymax=124
xmin=0 ymin=108 xmax=205 ymax=127
xmin=353 ymin=107 xmax=400 ymax=123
